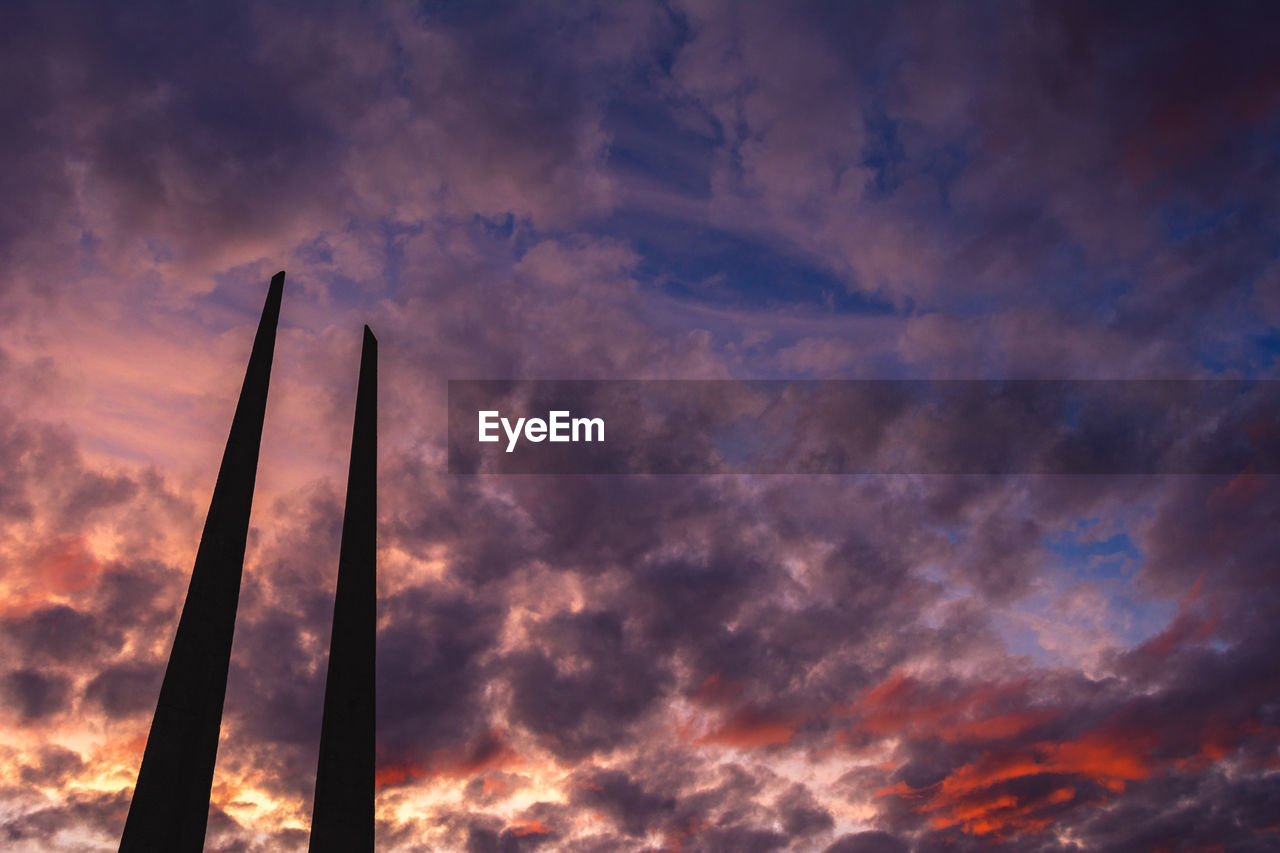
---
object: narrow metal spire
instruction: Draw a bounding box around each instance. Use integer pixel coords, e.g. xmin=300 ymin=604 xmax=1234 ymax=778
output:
xmin=120 ymin=271 xmax=286 ymax=852
xmin=309 ymin=325 xmax=377 ymax=852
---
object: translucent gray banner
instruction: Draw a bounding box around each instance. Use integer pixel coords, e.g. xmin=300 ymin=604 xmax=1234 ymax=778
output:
xmin=447 ymin=380 xmax=1280 ymax=475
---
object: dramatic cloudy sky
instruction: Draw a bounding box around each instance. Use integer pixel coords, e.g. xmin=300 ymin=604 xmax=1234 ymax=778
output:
xmin=2 ymin=1 xmax=1279 ymax=850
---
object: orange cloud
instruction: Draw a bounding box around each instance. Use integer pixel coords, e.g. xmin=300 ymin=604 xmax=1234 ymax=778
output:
xmin=509 ymin=818 xmax=551 ymax=837
xmin=1210 ymin=465 xmax=1267 ymax=508
xmin=700 ymin=708 xmax=799 ymax=749
xmin=877 ymin=718 xmax=1270 ymax=839
xmin=690 ymin=673 xmax=801 ymax=749
xmin=3 ymin=536 xmax=107 ymax=615
xmin=842 ymin=671 xmax=1058 ymax=746
xmin=375 ymin=729 xmax=521 ymax=790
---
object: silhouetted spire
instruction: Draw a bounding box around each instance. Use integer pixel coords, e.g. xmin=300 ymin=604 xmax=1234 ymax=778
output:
xmin=309 ymin=325 xmax=378 ymax=852
xmin=120 ymin=271 xmax=286 ymax=852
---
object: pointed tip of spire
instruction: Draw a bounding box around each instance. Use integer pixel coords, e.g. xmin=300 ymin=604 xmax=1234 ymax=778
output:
xmin=363 ymin=324 xmax=377 ymax=345
xmin=267 ymin=270 xmax=286 ymax=303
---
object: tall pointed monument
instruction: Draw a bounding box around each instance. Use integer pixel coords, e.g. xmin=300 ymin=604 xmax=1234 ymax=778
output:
xmin=120 ymin=271 xmax=286 ymax=852
xmin=309 ymin=325 xmax=378 ymax=852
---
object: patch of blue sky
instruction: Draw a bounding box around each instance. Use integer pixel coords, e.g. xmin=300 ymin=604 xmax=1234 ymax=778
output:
xmin=590 ymin=87 xmax=906 ymax=316
xmin=603 ymin=95 xmax=719 ymax=201
xmin=195 ymin=262 xmax=295 ymax=332
xmin=1193 ymin=313 xmax=1280 ymax=377
xmin=282 ymin=219 xmax=424 ymax=310
xmin=919 ymin=140 xmax=970 ymax=212
xmin=1194 ymin=334 xmax=1276 ymax=377
xmin=589 ymin=208 xmax=898 ymax=316
xmin=861 ymin=107 xmax=906 ymax=199
xmin=1021 ymin=518 xmax=1175 ymax=659
xmin=1155 ymin=199 xmax=1241 ymax=244
xmin=993 ymin=616 xmax=1050 ymax=665
xmin=469 ymin=212 xmax=543 ymax=266
xmin=1255 ymin=329 xmax=1280 ymax=369
xmin=909 ymin=517 xmax=1176 ymax=669
xmin=1042 ymin=522 xmax=1141 ymax=585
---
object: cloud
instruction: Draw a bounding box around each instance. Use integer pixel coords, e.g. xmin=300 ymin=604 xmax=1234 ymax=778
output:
xmin=825 ymin=831 xmax=908 ymax=853
xmin=0 ymin=670 xmax=73 ymax=723
xmin=1 ymin=0 xmax=1279 ymax=850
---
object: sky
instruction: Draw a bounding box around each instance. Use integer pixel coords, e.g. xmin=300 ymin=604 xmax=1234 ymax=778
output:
xmin=1 ymin=1 xmax=1279 ymax=851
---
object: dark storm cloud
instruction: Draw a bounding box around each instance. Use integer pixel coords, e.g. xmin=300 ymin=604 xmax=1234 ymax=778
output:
xmin=82 ymin=661 xmax=165 ymax=719
xmin=2 ymin=604 xmax=122 ymax=664
xmin=374 ymin=585 xmax=506 ymax=778
xmin=0 ymin=669 xmax=72 ymax=722
xmin=59 ymin=471 xmax=140 ymax=525
xmin=1075 ymin=771 xmax=1280 ymax=853
xmin=500 ymin=609 xmax=672 ymax=760
xmin=465 ymin=823 xmax=557 ymax=853
xmin=1137 ymin=471 xmax=1280 ymax=598
xmin=1 ymin=789 xmax=130 ymax=845
xmin=0 ymin=408 xmax=78 ymax=522
xmin=958 ymin=0 xmax=1280 ymax=365
xmin=19 ymin=744 xmax=85 ymax=788
xmin=569 ymin=768 xmax=677 ymax=837
xmin=0 ymin=0 xmax=335 ymax=292
xmin=0 ymin=0 xmax=673 ymax=314
xmin=561 ymin=754 xmax=843 ymax=851
xmin=88 ymin=558 xmax=187 ymax=636
xmin=659 ymin=0 xmax=1280 ymax=374
xmin=386 ymin=477 xmax=543 ymax=585
xmin=777 ymin=784 xmax=835 ymax=837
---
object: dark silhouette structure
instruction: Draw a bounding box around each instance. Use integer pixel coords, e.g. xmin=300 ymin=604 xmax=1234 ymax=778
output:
xmin=119 ymin=275 xmax=379 ymax=852
xmin=120 ymin=271 xmax=286 ymax=852
xmin=309 ymin=326 xmax=378 ymax=851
